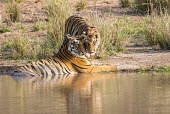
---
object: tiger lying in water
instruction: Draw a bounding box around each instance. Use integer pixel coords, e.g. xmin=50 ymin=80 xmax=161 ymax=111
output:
xmin=0 ymin=15 xmax=117 ymax=76
xmin=11 ymin=34 xmax=117 ymax=77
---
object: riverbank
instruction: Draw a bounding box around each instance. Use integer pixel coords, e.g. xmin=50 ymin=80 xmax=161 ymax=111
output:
xmin=93 ymin=45 xmax=170 ymax=72
xmin=1 ymin=45 xmax=170 ymax=73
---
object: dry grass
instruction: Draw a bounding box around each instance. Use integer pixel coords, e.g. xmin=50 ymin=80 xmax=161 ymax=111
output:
xmin=46 ymin=0 xmax=75 ymax=52
xmin=1 ymin=0 xmax=170 ymax=61
xmin=143 ymin=14 xmax=170 ymax=49
xmin=75 ymin=0 xmax=87 ymax=11
xmin=6 ymin=1 xmax=20 ymax=22
xmin=133 ymin=0 xmax=169 ymax=14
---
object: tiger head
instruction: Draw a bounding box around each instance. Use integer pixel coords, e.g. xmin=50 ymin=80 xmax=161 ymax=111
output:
xmin=66 ymin=33 xmax=100 ymax=59
xmin=82 ymin=27 xmax=100 ymax=58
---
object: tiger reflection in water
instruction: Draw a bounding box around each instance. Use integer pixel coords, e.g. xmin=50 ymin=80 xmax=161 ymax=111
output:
xmin=12 ymin=73 xmax=117 ymax=114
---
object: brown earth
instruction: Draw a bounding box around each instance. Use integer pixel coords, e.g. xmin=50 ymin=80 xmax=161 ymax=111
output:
xmin=94 ymin=46 xmax=170 ymax=70
xmin=0 ymin=0 xmax=170 ymax=71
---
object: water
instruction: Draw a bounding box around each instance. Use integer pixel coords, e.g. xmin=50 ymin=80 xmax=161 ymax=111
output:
xmin=0 ymin=72 xmax=170 ymax=114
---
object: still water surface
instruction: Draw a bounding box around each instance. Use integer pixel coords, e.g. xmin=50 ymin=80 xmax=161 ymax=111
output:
xmin=0 ymin=73 xmax=170 ymax=114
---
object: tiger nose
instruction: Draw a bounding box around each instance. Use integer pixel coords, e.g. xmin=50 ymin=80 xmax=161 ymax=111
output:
xmin=89 ymin=50 xmax=94 ymax=54
xmin=88 ymin=35 xmax=93 ymax=38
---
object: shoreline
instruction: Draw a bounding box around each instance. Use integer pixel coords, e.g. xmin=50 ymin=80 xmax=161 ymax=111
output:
xmin=1 ymin=46 xmax=170 ymax=73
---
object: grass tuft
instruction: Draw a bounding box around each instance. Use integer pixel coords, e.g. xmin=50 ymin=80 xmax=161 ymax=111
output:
xmin=0 ymin=27 xmax=10 ymax=33
xmin=120 ymin=0 xmax=131 ymax=7
xmin=12 ymin=32 xmax=29 ymax=57
xmin=6 ymin=1 xmax=20 ymax=22
xmin=75 ymin=0 xmax=87 ymax=11
xmin=16 ymin=24 xmax=25 ymax=30
xmin=33 ymin=22 xmax=43 ymax=31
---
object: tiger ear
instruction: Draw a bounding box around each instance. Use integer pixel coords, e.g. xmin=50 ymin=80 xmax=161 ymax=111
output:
xmin=66 ymin=34 xmax=71 ymax=38
xmin=66 ymin=34 xmax=74 ymax=40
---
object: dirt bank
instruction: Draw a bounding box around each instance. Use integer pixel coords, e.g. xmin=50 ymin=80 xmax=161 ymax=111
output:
xmin=94 ymin=46 xmax=170 ymax=71
xmin=1 ymin=45 xmax=170 ymax=72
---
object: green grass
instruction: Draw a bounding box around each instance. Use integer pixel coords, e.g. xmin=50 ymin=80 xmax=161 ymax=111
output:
xmin=0 ymin=27 xmax=10 ymax=33
xmin=33 ymin=22 xmax=44 ymax=31
xmin=15 ymin=0 xmax=24 ymax=3
xmin=1 ymin=35 xmax=52 ymax=60
xmin=12 ymin=32 xmax=29 ymax=57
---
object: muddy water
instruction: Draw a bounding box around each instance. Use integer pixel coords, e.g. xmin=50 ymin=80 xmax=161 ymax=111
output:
xmin=0 ymin=73 xmax=170 ymax=114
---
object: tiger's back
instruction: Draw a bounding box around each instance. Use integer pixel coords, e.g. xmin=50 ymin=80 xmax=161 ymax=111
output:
xmin=63 ymin=15 xmax=100 ymax=59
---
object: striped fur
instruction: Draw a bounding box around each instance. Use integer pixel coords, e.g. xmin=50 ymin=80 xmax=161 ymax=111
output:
xmin=61 ymin=15 xmax=100 ymax=59
xmin=11 ymin=35 xmax=117 ymax=77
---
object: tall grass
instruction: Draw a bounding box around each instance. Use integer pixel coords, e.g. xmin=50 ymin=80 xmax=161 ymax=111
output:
xmin=46 ymin=0 xmax=75 ymax=52
xmin=143 ymin=15 xmax=170 ymax=49
xmin=134 ymin=0 xmax=169 ymax=14
xmin=6 ymin=1 xmax=20 ymax=22
xmin=1 ymin=33 xmax=52 ymax=60
xmin=12 ymin=32 xmax=29 ymax=57
xmin=120 ymin=0 xmax=131 ymax=7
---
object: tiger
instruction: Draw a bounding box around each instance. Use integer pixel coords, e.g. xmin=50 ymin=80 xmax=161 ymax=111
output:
xmin=9 ymin=34 xmax=117 ymax=77
xmin=61 ymin=15 xmax=100 ymax=59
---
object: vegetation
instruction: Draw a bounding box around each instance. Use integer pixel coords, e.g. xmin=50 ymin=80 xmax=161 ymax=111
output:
xmin=16 ymin=24 xmax=25 ymax=30
xmin=0 ymin=27 xmax=10 ymax=33
xmin=142 ymin=15 xmax=170 ymax=49
xmin=46 ymin=0 xmax=75 ymax=52
xmin=133 ymin=0 xmax=170 ymax=14
xmin=6 ymin=1 xmax=20 ymax=22
xmin=136 ymin=66 xmax=170 ymax=72
xmin=120 ymin=0 xmax=131 ymax=7
xmin=75 ymin=0 xmax=87 ymax=11
xmin=1 ymin=33 xmax=51 ymax=60
xmin=33 ymin=22 xmax=45 ymax=31
xmin=15 ymin=0 xmax=24 ymax=3
xmin=11 ymin=32 xmax=29 ymax=58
